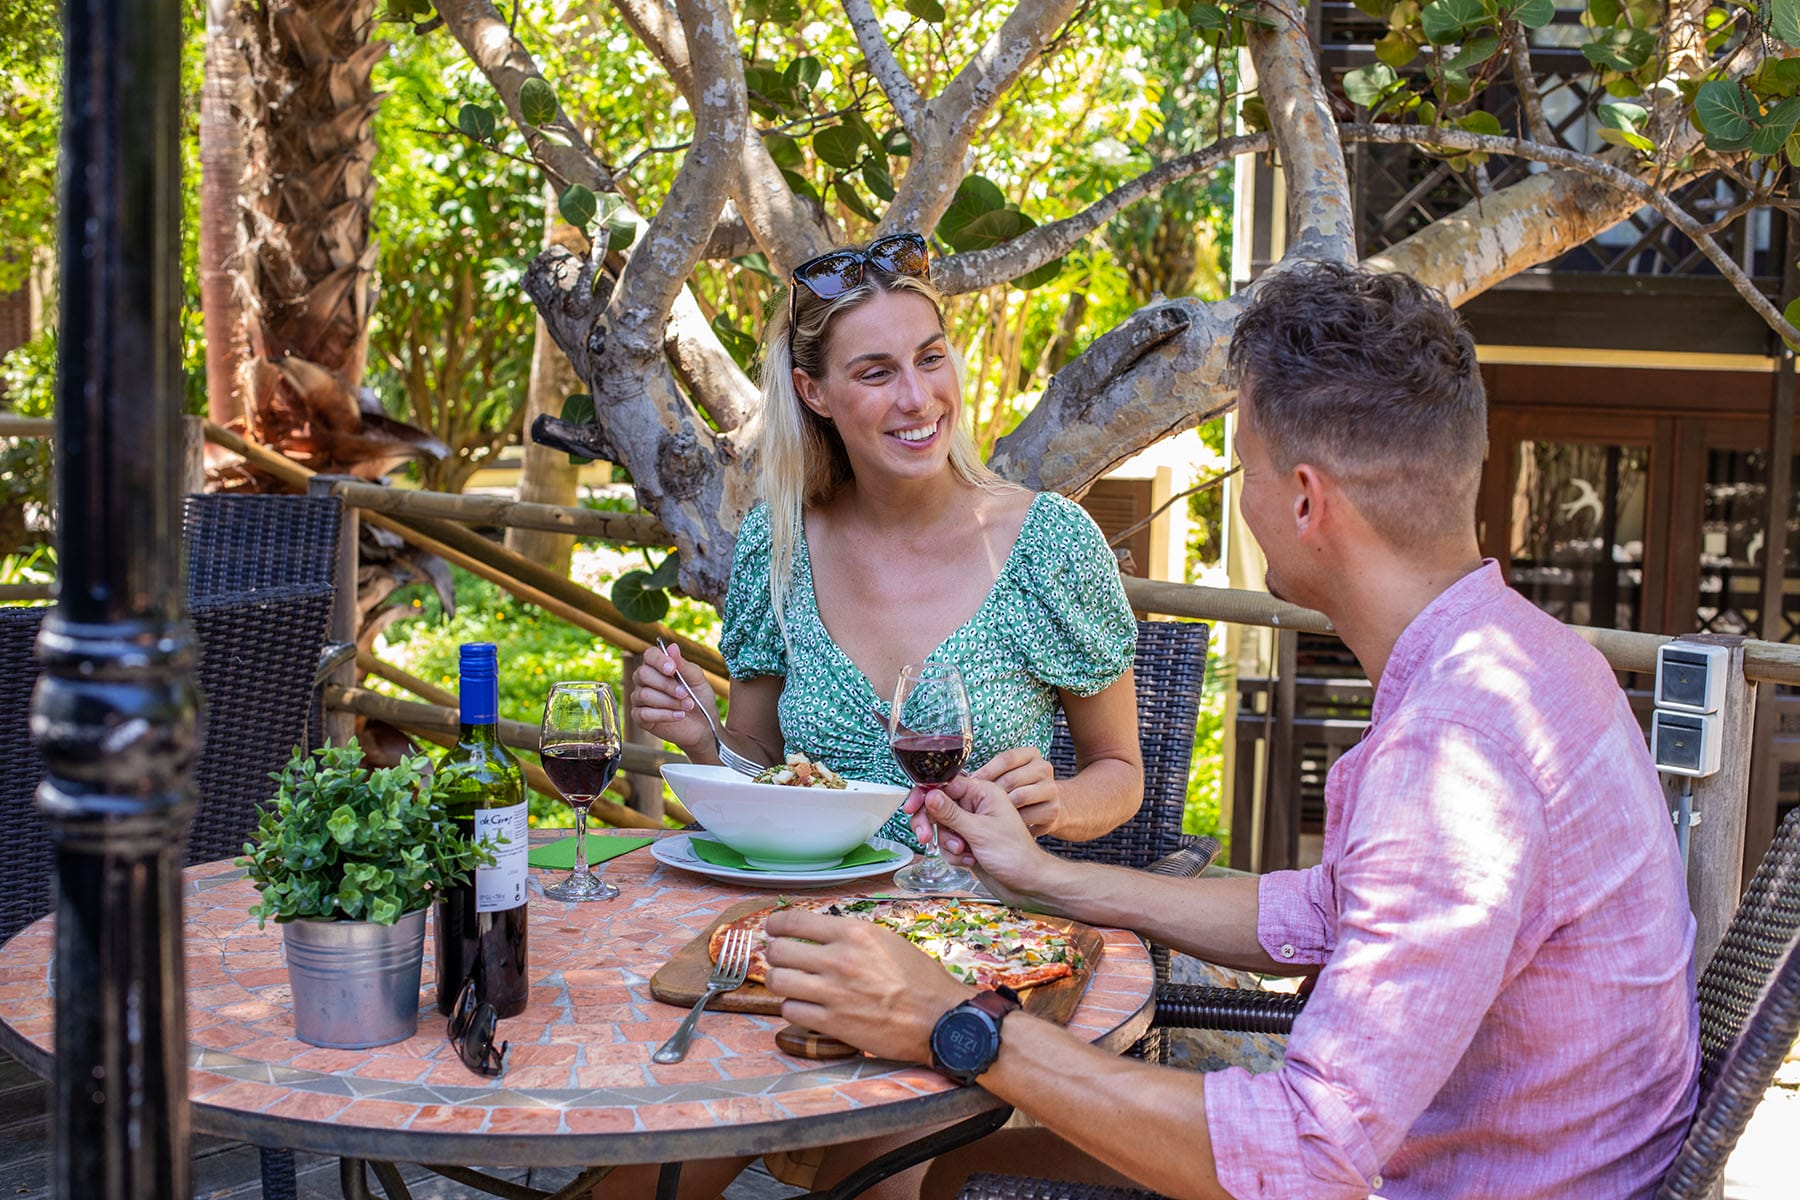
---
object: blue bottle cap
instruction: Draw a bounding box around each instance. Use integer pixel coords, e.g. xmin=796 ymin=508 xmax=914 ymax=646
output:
xmin=459 ymin=642 xmax=499 ymax=724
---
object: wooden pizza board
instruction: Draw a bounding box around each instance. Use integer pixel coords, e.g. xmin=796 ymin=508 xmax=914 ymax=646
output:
xmin=649 ymin=897 xmax=1105 ymax=1029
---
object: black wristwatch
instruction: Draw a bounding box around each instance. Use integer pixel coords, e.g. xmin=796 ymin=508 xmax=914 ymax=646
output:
xmin=929 ymin=986 xmax=1021 ymax=1085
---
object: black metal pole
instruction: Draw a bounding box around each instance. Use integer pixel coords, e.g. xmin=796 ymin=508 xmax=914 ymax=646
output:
xmin=34 ymin=1 xmax=197 ymax=1198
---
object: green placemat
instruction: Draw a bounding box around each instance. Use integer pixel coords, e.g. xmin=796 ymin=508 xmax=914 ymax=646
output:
xmin=688 ymin=836 xmax=901 ymax=872
xmin=528 ymin=835 xmax=654 ymax=870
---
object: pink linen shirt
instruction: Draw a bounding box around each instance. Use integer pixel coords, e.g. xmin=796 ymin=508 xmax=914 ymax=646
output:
xmin=1207 ymin=562 xmax=1698 ymax=1199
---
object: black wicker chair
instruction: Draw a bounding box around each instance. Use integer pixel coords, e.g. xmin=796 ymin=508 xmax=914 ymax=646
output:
xmin=1042 ymin=619 xmax=1219 ymax=1061
xmin=1 ymin=494 xmax=341 ymax=1200
xmin=955 ymin=805 xmax=1800 ymax=1200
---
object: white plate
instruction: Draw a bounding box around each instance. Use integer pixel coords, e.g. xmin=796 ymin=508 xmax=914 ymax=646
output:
xmin=651 ymin=833 xmax=914 ymax=888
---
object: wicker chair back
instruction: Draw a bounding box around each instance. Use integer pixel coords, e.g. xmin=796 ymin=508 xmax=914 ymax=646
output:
xmin=1041 ymin=619 xmax=1210 ymax=870
xmin=0 ymin=495 xmax=341 ymax=945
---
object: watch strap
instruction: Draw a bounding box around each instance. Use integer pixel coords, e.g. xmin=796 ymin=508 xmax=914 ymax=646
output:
xmin=968 ymin=985 xmax=1022 ymax=1021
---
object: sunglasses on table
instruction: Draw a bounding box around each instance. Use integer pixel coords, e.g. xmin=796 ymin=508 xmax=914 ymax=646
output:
xmin=788 ymin=232 xmax=930 ymax=327
xmin=447 ymin=977 xmax=508 ymax=1077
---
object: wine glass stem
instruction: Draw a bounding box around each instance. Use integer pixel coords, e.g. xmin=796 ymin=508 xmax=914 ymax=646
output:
xmin=570 ymin=799 xmax=592 ymax=879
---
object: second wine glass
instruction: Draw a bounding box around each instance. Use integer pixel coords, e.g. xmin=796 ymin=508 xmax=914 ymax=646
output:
xmin=888 ymin=662 xmax=977 ymax=894
xmin=539 ymin=681 xmax=623 ymax=902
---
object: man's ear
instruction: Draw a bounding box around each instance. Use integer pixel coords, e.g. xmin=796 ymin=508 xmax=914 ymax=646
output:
xmin=792 ymin=367 xmax=831 ymax=420
xmin=1292 ymin=463 xmax=1328 ymax=539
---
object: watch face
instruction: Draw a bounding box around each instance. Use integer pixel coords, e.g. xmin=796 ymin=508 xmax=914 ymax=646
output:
xmin=934 ymin=1009 xmax=994 ymax=1073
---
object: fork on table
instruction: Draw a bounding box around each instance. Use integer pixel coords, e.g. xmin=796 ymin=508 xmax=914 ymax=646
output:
xmin=654 ymin=637 xmax=764 ymax=777
xmin=653 ymin=927 xmax=752 ymax=1064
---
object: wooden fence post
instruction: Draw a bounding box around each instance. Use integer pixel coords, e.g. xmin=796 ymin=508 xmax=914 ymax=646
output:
xmin=620 ymin=651 xmax=666 ymax=823
xmin=1666 ymin=635 xmax=1757 ymax=970
xmin=309 ymin=474 xmax=360 ymax=748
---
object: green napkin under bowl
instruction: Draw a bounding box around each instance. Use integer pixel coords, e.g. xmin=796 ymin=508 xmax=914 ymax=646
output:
xmin=688 ymin=836 xmax=901 ymax=873
xmin=528 ymin=834 xmax=654 ymax=870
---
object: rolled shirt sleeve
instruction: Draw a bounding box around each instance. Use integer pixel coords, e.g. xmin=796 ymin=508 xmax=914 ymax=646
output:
xmin=1207 ymin=715 xmax=1547 ymax=1198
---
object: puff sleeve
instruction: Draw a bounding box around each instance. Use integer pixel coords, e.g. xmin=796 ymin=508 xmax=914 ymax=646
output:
xmin=1011 ymin=493 xmax=1136 ymax=696
xmin=719 ymin=503 xmax=787 ymax=680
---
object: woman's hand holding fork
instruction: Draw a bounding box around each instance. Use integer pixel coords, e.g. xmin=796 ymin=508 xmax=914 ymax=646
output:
xmin=629 ymin=643 xmax=727 ymax=761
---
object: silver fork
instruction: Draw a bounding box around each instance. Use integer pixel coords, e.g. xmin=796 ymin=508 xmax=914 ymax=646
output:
xmin=653 ymin=927 xmax=752 ymax=1063
xmin=656 ymin=637 xmax=764 ymax=777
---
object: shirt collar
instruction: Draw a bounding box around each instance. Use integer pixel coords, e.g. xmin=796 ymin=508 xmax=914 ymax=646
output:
xmin=1370 ymin=559 xmax=1505 ymax=726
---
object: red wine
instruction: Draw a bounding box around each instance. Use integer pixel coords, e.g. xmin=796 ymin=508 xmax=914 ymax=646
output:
xmin=891 ymin=734 xmax=970 ymax=786
xmin=542 ymin=742 xmax=622 ymax=798
xmin=435 ymin=880 xmax=529 ymax=1018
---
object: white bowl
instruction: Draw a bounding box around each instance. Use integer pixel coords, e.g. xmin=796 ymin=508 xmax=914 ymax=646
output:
xmin=659 ymin=763 xmax=909 ymax=870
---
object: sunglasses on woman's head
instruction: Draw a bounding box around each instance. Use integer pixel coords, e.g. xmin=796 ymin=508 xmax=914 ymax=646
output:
xmin=788 ymin=233 xmax=930 ymax=327
xmin=447 ymin=977 xmax=508 ymax=1077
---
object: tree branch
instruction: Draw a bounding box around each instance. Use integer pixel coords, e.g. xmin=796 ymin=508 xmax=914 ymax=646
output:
xmin=612 ymin=0 xmax=830 ymax=275
xmin=843 ymin=0 xmax=922 ymax=141
xmin=880 ymin=0 xmax=1083 ymax=236
xmin=934 ymin=133 xmax=1272 ymax=294
xmin=610 ymin=0 xmax=745 ymax=355
xmin=433 ymin=0 xmax=616 ymax=195
xmin=1507 ymin=24 xmax=1552 ymax=145
xmin=1246 ymin=0 xmax=1355 ymax=264
xmin=1343 ymin=123 xmax=1795 ymax=345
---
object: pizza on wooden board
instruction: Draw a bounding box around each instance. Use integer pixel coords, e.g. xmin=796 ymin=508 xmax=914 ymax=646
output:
xmin=709 ymin=896 xmax=1083 ymax=991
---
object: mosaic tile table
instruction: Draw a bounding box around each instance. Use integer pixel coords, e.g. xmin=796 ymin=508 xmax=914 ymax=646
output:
xmin=0 ymin=831 xmax=1155 ymax=1173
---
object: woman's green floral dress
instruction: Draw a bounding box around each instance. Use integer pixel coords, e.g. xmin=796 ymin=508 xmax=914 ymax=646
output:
xmin=720 ymin=492 xmax=1135 ymax=849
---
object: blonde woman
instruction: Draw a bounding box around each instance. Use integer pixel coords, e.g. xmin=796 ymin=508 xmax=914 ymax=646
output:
xmin=632 ymin=232 xmax=1143 ymax=850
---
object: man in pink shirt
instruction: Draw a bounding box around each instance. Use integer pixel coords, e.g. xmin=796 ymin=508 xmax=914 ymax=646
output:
xmin=764 ymin=262 xmax=1699 ymax=1199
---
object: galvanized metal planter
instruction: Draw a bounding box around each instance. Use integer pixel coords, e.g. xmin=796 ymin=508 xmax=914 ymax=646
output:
xmin=281 ymin=908 xmax=428 ymax=1049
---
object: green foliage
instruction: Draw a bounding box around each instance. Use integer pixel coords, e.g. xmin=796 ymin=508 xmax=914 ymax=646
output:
xmin=1182 ymin=637 xmax=1230 ymax=853
xmin=0 ymin=332 xmax=56 ymax=555
xmin=365 ymin=32 xmax=541 ymax=493
xmin=238 ymin=741 xmax=494 ymax=926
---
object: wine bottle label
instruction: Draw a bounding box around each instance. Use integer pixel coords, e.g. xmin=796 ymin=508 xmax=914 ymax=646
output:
xmin=472 ymin=800 xmax=530 ymax=913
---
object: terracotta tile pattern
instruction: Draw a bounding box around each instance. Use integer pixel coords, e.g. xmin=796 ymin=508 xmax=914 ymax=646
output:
xmin=0 ymin=833 xmax=1152 ymax=1158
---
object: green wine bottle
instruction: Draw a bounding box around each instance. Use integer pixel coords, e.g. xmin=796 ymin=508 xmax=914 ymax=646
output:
xmin=433 ymin=642 xmax=530 ymax=1017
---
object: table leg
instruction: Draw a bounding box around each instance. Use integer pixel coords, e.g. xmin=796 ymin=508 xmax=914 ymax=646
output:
xmin=656 ymin=1161 xmax=684 ymax=1200
xmin=804 ymin=1106 xmax=1015 ymax=1200
xmin=340 ymin=1158 xmax=375 ymax=1200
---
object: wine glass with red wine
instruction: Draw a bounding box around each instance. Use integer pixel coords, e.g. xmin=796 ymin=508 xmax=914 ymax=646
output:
xmin=539 ymin=681 xmax=624 ymax=901
xmin=889 ymin=662 xmax=978 ymax=894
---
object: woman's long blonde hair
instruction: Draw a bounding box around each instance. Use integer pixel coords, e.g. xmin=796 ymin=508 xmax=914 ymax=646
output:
xmin=757 ymin=263 xmax=1018 ymax=638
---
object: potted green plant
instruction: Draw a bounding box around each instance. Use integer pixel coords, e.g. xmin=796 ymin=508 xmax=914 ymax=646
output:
xmin=239 ymin=740 xmax=492 ymax=1049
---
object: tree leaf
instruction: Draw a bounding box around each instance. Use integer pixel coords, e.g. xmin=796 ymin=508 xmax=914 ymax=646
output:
xmin=519 ymin=77 xmax=558 ymax=128
xmin=1455 ymin=110 xmax=1504 ymax=136
xmin=1238 ymin=96 xmax=1269 ymax=133
xmin=950 ymin=207 xmax=1030 ymax=252
xmin=784 ymin=55 xmax=822 ymax=90
xmin=863 ymin=158 xmax=896 ymax=201
xmin=833 ymin=178 xmax=880 ymax=223
xmin=1344 ymin=62 xmax=1400 ymax=108
xmin=644 ymin=551 xmax=682 ymax=590
xmin=884 ymin=128 xmax=913 ymax=157
xmin=1581 ymin=26 xmax=1656 ymax=72
xmin=1693 ymin=80 xmax=1753 ymax=145
xmin=606 ymin=214 xmax=638 ymax=253
xmin=939 ymin=175 xmax=1008 ymax=248
xmin=710 ymin=315 xmax=758 ymax=370
xmin=1510 ymin=0 xmax=1555 ymax=27
xmin=1752 ymin=96 xmax=1800 ymax=156
xmin=1595 ymin=126 xmax=1656 ymax=152
xmin=1445 ymin=34 xmax=1501 ymax=72
xmin=765 ymin=132 xmax=804 ymax=170
xmin=1187 ymin=2 xmax=1230 ymax=32
xmin=1785 ymin=297 xmax=1800 ymax=349
xmin=1586 ymin=0 xmax=1621 ymax=23
xmin=1420 ymin=0 xmax=1486 ymax=45
xmin=612 ymin=570 xmax=671 ymax=624
xmin=560 ymin=393 xmax=596 ymax=465
xmin=813 ymin=124 xmax=865 ymax=169
xmin=1775 ymin=0 xmax=1800 ymax=48
xmin=780 ymin=168 xmax=820 ymax=201
xmin=1375 ymin=32 xmax=1419 ymax=70
xmin=1017 ymin=255 xmax=1066 ymax=291
xmin=456 ymin=103 xmax=496 ymax=142
xmin=558 ymin=184 xmax=597 ymax=230
xmin=1596 ymin=100 xmax=1648 ymax=132
xmin=904 ymin=0 xmax=946 ymax=22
